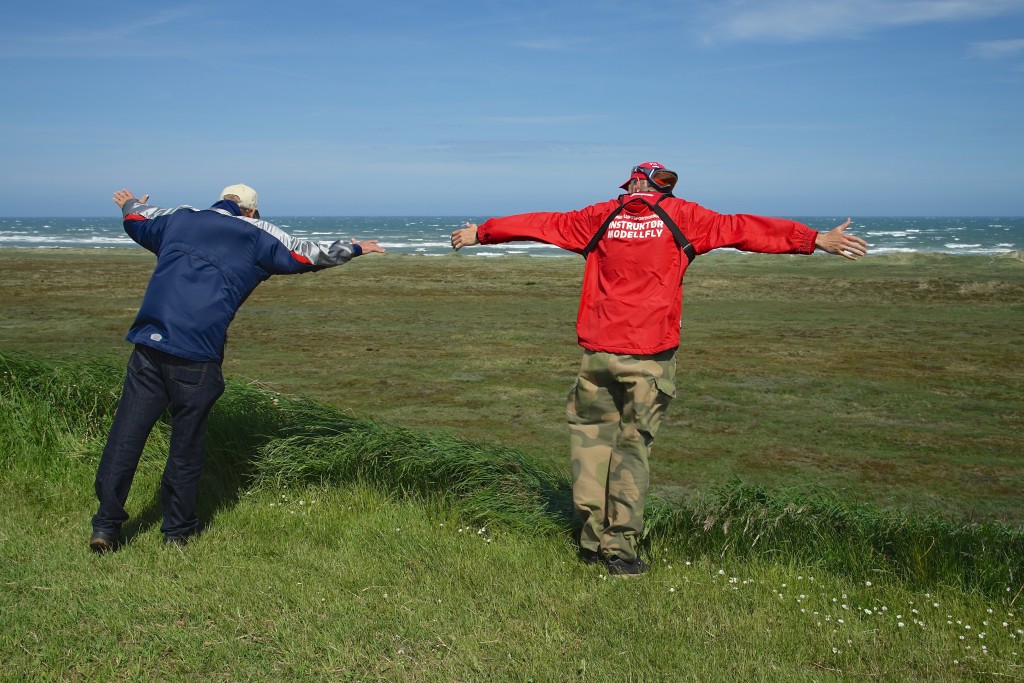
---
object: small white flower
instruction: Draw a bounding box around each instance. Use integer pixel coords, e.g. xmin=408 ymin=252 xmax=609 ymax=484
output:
xmin=865 ymin=581 xmax=872 ymax=587
xmin=670 ymin=587 xmax=675 ymax=593
xmin=898 ymin=622 xmax=905 ymax=628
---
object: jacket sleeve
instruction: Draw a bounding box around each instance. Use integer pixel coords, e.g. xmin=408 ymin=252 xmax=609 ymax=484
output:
xmin=120 ymin=200 xmax=195 ymax=253
xmin=679 ymin=202 xmax=818 ymax=255
xmin=476 ymin=206 xmax=607 ymax=254
xmin=248 ymin=217 xmax=361 ymax=274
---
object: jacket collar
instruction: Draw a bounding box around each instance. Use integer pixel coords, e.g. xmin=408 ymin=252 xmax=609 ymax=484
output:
xmin=210 ymin=199 xmax=243 ymax=216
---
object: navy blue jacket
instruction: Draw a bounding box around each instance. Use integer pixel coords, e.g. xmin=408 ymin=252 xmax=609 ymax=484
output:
xmin=121 ymin=198 xmax=361 ymax=362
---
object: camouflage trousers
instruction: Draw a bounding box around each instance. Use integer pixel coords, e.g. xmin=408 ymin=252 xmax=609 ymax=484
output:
xmin=566 ymin=349 xmax=677 ymax=562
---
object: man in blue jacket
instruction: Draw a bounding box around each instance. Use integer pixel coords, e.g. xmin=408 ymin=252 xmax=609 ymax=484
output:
xmin=89 ymin=185 xmax=384 ymax=552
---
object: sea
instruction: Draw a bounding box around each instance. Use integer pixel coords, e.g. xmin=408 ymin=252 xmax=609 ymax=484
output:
xmin=0 ymin=216 xmax=1021 ymax=257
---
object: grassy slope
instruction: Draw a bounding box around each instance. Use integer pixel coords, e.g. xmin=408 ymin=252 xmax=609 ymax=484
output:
xmin=2 ymin=353 xmax=1022 ymax=681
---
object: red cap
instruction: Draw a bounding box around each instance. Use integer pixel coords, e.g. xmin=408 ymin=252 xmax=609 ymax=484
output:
xmin=620 ymin=161 xmax=673 ymax=190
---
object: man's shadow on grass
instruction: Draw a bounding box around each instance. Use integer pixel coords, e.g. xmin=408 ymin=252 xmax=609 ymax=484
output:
xmin=117 ymin=395 xmax=583 ymax=550
xmin=118 ymin=403 xmax=276 ymax=546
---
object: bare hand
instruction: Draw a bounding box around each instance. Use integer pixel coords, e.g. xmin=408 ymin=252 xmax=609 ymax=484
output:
xmin=112 ymin=189 xmax=136 ymax=208
xmin=352 ymin=238 xmax=385 ymax=254
xmin=451 ymin=223 xmax=480 ymax=250
xmin=112 ymin=190 xmax=149 ymax=208
xmin=815 ymin=218 xmax=868 ymax=260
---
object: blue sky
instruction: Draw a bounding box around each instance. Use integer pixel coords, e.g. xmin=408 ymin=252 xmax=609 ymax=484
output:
xmin=1 ymin=1 xmax=1022 ymax=217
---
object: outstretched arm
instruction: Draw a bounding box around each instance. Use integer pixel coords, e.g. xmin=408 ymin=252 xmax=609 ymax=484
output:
xmin=815 ymin=218 xmax=868 ymax=260
xmin=450 ymin=223 xmax=479 ymax=250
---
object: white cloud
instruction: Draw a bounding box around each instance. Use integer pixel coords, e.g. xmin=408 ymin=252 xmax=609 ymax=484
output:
xmin=701 ymin=0 xmax=1024 ymax=42
xmin=970 ymin=37 xmax=1024 ymax=58
xmin=0 ymin=7 xmax=206 ymax=58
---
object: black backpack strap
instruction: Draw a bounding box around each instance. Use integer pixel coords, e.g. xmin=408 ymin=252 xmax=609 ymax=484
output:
xmin=582 ymin=195 xmax=696 ymax=263
xmin=581 ymin=204 xmax=628 ymax=258
xmin=648 ymin=196 xmax=696 ymax=263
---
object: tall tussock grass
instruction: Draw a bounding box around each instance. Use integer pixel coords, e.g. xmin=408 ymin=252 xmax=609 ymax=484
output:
xmin=253 ymin=424 xmax=574 ymax=534
xmin=3 ymin=350 xmax=1020 ymax=599
xmin=646 ymin=483 xmax=1023 ymax=598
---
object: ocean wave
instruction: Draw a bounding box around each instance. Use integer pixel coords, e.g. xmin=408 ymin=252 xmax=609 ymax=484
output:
xmin=3 ymin=216 xmax=1020 ymax=256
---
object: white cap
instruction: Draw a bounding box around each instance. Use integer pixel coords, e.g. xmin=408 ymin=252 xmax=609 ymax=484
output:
xmin=220 ymin=184 xmax=258 ymax=210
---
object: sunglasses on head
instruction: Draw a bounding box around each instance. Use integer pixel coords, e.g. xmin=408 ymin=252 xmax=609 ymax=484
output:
xmin=632 ymin=166 xmax=678 ymax=192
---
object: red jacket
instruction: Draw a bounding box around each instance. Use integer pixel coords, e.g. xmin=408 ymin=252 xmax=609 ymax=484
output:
xmin=477 ymin=192 xmax=818 ymax=355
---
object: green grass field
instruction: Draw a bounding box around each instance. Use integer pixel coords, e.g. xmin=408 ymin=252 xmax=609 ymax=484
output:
xmin=2 ymin=249 xmax=1021 ymax=522
xmin=1 ymin=248 xmax=1023 ymax=680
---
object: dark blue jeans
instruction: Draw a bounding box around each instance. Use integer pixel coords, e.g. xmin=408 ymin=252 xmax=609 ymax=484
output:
xmin=92 ymin=345 xmax=225 ymax=539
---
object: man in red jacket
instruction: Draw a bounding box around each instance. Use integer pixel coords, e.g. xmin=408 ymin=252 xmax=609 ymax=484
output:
xmin=450 ymin=162 xmax=867 ymax=577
